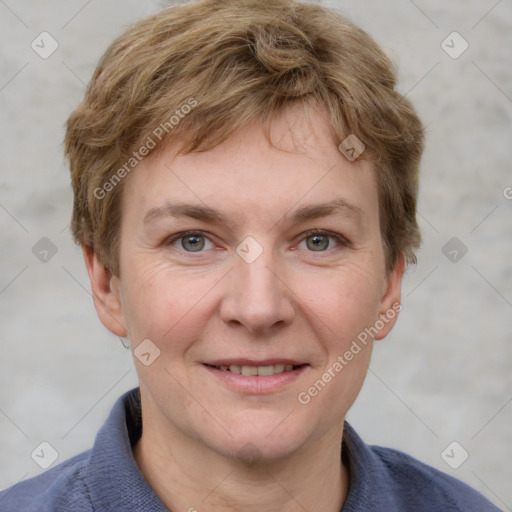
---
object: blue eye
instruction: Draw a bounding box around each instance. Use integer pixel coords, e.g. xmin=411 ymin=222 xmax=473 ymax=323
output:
xmin=167 ymin=230 xmax=348 ymax=254
xmin=181 ymin=234 xmax=205 ymax=252
xmin=306 ymin=234 xmax=330 ymax=251
xmin=168 ymin=232 xmax=214 ymax=252
xmin=299 ymin=230 xmax=349 ymax=252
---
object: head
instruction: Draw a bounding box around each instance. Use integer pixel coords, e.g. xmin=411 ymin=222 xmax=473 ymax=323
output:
xmin=65 ymin=0 xmax=423 ymax=462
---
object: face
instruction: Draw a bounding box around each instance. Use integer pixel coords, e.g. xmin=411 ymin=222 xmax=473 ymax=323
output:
xmin=86 ymin=103 xmax=404 ymax=463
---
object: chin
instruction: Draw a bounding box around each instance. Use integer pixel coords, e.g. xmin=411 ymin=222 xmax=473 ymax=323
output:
xmin=198 ymin=410 xmax=313 ymax=463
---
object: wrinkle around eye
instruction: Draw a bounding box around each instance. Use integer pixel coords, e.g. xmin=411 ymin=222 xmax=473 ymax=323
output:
xmin=159 ymin=227 xmax=353 ymax=260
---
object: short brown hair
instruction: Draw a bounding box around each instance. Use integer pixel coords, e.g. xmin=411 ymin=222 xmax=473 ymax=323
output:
xmin=65 ymin=0 xmax=424 ymax=276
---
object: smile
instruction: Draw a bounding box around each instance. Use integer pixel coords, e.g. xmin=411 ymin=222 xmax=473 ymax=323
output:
xmin=202 ymin=360 xmax=309 ymax=394
xmin=207 ymin=364 xmax=303 ymax=376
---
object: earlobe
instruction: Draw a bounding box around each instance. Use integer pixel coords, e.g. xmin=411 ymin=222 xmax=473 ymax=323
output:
xmin=82 ymin=244 xmax=127 ymax=337
xmin=374 ymin=253 xmax=405 ymax=341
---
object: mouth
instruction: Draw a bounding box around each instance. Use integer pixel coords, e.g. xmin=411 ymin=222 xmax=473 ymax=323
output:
xmin=204 ymin=363 xmax=307 ymax=376
xmin=202 ymin=359 xmax=309 ymax=394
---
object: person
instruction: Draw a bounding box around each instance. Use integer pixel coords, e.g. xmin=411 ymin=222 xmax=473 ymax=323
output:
xmin=0 ymin=0 xmax=501 ymax=510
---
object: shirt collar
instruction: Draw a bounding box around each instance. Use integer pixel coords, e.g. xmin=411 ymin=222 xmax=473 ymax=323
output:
xmin=84 ymin=387 xmax=375 ymax=511
xmin=85 ymin=388 xmax=168 ymax=511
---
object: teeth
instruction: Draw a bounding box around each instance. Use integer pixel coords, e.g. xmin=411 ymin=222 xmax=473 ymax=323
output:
xmin=215 ymin=364 xmax=298 ymax=376
xmin=256 ymin=365 xmax=274 ymax=376
xmin=241 ymin=366 xmax=258 ymax=376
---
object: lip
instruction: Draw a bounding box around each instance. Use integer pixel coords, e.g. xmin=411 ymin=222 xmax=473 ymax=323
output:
xmin=205 ymin=358 xmax=306 ymax=366
xmin=202 ymin=362 xmax=310 ymax=394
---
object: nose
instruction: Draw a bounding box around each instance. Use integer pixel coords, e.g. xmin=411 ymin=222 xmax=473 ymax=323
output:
xmin=219 ymin=252 xmax=296 ymax=335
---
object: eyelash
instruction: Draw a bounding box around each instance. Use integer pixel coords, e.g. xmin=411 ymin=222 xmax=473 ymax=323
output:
xmin=166 ymin=229 xmax=351 ymax=253
xmin=299 ymin=229 xmax=351 ymax=248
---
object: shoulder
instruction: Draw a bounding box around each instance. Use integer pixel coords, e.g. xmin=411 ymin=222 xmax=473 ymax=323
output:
xmin=342 ymin=423 xmax=501 ymax=512
xmin=0 ymin=450 xmax=93 ymax=512
xmin=370 ymin=444 xmax=501 ymax=511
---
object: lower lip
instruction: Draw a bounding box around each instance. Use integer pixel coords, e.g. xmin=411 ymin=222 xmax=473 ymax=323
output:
xmin=203 ymin=364 xmax=309 ymax=394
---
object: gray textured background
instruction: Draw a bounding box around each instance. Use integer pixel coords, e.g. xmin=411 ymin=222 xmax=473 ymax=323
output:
xmin=0 ymin=0 xmax=511 ymax=509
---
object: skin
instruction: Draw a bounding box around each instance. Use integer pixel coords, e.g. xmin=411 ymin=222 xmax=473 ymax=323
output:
xmin=83 ymin=102 xmax=405 ymax=512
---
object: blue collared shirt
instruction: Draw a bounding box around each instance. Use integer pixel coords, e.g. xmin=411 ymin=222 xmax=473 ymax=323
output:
xmin=0 ymin=388 xmax=501 ymax=511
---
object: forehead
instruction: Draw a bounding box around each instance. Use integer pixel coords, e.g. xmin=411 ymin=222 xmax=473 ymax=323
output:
xmin=121 ymin=104 xmax=379 ymax=230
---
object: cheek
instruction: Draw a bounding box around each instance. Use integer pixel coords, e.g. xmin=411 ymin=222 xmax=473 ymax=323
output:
xmin=119 ymin=256 xmax=222 ymax=349
xmin=292 ymin=266 xmax=380 ymax=420
xmin=294 ymin=262 xmax=383 ymax=343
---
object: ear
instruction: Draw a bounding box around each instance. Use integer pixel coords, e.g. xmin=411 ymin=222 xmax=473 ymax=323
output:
xmin=82 ymin=244 xmax=127 ymax=337
xmin=374 ymin=252 xmax=405 ymax=341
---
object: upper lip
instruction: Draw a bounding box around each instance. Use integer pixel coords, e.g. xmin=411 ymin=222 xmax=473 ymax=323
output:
xmin=204 ymin=359 xmax=308 ymax=367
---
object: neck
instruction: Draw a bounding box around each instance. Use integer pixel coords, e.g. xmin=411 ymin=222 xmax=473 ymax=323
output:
xmin=133 ymin=411 xmax=349 ymax=512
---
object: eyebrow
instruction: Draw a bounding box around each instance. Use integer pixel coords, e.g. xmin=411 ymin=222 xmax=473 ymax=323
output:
xmin=143 ymin=198 xmax=365 ymax=227
xmin=290 ymin=198 xmax=364 ymax=224
xmin=143 ymin=202 xmax=226 ymax=225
